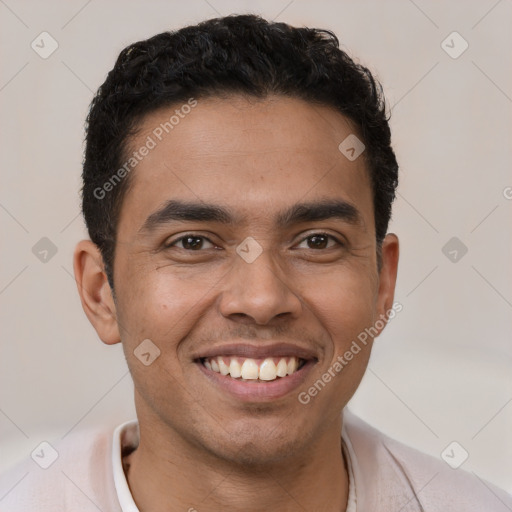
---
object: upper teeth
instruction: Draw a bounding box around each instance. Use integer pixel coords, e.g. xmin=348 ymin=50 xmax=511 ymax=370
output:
xmin=204 ymin=356 xmax=300 ymax=381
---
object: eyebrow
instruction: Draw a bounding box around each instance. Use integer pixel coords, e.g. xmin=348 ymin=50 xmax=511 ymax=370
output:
xmin=139 ymin=198 xmax=362 ymax=234
xmin=276 ymin=199 xmax=361 ymax=227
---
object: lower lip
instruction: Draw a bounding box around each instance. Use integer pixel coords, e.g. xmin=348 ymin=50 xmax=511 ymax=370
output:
xmin=196 ymin=360 xmax=316 ymax=402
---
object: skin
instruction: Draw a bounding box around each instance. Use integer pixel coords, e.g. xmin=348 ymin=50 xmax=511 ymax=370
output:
xmin=74 ymin=95 xmax=399 ymax=512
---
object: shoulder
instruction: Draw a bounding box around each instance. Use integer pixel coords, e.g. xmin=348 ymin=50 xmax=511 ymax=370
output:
xmin=0 ymin=423 xmax=124 ymax=511
xmin=342 ymin=410 xmax=512 ymax=512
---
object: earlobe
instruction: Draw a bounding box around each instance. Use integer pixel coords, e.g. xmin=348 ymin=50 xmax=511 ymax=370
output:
xmin=73 ymin=240 xmax=121 ymax=345
xmin=375 ymin=233 xmax=400 ymax=331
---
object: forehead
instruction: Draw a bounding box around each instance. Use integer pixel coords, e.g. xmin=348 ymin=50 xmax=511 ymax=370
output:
xmin=119 ymin=95 xmax=373 ymax=231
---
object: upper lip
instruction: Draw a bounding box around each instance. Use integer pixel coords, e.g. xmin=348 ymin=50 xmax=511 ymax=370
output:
xmin=193 ymin=342 xmax=318 ymax=361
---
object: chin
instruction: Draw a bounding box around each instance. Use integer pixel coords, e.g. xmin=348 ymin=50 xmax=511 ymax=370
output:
xmin=202 ymin=422 xmax=307 ymax=468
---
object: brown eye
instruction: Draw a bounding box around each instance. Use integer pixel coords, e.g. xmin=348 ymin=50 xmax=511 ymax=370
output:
xmin=169 ymin=235 xmax=215 ymax=250
xmin=296 ymin=233 xmax=342 ymax=250
xmin=307 ymin=234 xmax=328 ymax=249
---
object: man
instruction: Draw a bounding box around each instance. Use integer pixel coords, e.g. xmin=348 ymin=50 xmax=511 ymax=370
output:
xmin=1 ymin=13 xmax=510 ymax=511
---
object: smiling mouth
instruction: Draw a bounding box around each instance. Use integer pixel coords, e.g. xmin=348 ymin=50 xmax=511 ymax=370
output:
xmin=200 ymin=356 xmax=307 ymax=382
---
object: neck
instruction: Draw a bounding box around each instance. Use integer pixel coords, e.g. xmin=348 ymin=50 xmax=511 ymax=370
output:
xmin=124 ymin=416 xmax=349 ymax=512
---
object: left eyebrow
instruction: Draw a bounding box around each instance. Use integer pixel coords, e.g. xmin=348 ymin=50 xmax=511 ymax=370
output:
xmin=276 ymin=199 xmax=363 ymax=228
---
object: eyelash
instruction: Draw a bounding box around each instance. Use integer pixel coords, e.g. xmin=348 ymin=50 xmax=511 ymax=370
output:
xmin=166 ymin=232 xmax=344 ymax=250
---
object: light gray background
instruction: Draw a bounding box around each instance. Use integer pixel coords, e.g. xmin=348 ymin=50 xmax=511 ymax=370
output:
xmin=1 ymin=0 xmax=511 ymax=494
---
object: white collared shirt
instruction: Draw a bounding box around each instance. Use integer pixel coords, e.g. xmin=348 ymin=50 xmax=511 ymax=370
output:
xmin=1 ymin=410 xmax=510 ymax=510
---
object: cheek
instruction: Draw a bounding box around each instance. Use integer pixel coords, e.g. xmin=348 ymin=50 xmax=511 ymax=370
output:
xmin=302 ymin=266 xmax=378 ymax=354
xmin=297 ymin=271 xmax=377 ymax=414
xmin=115 ymin=264 xmax=220 ymax=350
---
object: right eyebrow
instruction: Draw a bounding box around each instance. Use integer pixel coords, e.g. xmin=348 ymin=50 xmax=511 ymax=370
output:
xmin=139 ymin=200 xmax=236 ymax=234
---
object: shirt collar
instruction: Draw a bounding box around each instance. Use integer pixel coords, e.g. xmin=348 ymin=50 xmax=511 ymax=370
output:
xmin=112 ymin=420 xmax=140 ymax=512
xmin=112 ymin=418 xmax=356 ymax=511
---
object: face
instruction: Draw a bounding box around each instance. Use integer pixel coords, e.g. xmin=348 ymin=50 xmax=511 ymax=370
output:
xmin=81 ymin=95 xmax=398 ymax=466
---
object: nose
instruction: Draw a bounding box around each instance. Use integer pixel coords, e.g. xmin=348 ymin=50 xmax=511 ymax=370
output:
xmin=218 ymin=250 xmax=303 ymax=325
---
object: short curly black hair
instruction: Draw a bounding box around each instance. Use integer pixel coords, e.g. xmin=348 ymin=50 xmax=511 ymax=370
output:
xmin=82 ymin=14 xmax=398 ymax=288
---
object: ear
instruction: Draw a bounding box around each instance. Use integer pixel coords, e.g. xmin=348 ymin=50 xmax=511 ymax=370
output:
xmin=375 ymin=233 xmax=399 ymax=334
xmin=73 ymin=240 xmax=121 ymax=345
